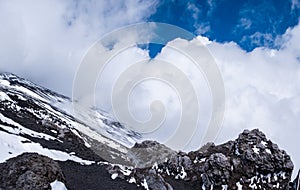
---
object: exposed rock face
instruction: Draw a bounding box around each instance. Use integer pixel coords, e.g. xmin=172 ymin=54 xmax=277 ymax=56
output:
xmin=185 ymin=129 xmax=294 ymax=189
xmin=109 ymin=129 xmax=294 ymax=190
xmin=127 ymin=140 xmax=177 ymax=168
xmin=0 ymin=153 xmax=65 ymax=190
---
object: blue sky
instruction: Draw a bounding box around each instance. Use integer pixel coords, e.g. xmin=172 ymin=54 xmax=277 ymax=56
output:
xmin=146 ymin=0 xmax=300 ymax=56
xmin=0 ymin=0 xmax=300 ymax=177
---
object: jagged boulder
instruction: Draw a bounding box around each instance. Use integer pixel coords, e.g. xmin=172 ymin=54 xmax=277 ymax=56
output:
xmin=0 ymin=153 xmax=65 ymax=190
xmin=127 ymin=140 xmax=177 ymax=168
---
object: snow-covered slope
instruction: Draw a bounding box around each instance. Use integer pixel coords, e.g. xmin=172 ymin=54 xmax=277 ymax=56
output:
xmin=0 ymin=72 xmax=141 ymax=166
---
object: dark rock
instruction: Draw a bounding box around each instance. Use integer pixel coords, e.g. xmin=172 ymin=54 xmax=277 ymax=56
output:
xmin=114 ymin=129 xmax=294 ymax=190
xmin=202 ymin=153 xmax=231 ymax=187
xmin=127 ymin=140 xmax=176 ymax=168
xmin=144 ymin=169 xmax=172 ymax=190
xmin=0 ymin=153 xmax=65 ymax=190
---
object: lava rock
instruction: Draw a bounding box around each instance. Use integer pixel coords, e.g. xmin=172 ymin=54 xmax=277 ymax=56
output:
xmin=120 ymin=129 xmax=295 ymax=190
xmin=127 ymin=140 xmax=176 ymax=168
xmin=0 ymin=153 xmax=65 ymax=190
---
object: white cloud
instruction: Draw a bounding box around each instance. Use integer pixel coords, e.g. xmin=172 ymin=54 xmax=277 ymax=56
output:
xmin=237 ymin=18 xmax=252 ymax=30
xmin=0 ymin=0 xmax=158 ymax=95
xmin=240 ymin=32 xmax=276 ymax=48
xmin=187 ymin=2 xmax=200 ymax=21
xmin=203 ymin=23 xmax=300 ymax=177
xmin=195 ymin=22 xmax=211 ymax=35
xmin=92 ymin=39 xmax=213 ymax=150
xmin=292 ymin=0 xmax=300 ymax=10
xmin=187 ymin=2 xmax=211 ymax=35
xmin=92 ymin=23 xmax=300 ymax=178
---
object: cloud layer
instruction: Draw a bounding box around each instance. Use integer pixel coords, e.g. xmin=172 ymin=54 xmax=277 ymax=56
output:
xmin=206 ymin=23 xmax=300 ymax=177
xmin=0 ymin=0 xmax=158 ymax=95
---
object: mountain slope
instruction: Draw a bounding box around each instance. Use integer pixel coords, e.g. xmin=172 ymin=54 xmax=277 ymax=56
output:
xmin=0 ymin=72 xmax=143 ymax=164
xmin=0 ymin=72 xmax=142 ymax=189
xmin=0 ymin=72 xmax=299 ymax=190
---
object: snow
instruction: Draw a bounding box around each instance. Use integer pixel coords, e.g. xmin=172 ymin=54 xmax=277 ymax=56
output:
xmin=118 ymin=165 xmax=132 ymax=176
xmin=128 ymin=177 xmax=136 ymax=183
xmin=0 ymin=79 xmax=10 ymax=86
xmin=261 ymin=141 xmax=267 ymax=147
xmin=0 ymin=130 xmax=94 ymax=165
xmin=50 ymin=180 xmax=67 ymax=190
xmin=0 ymin=113 xmax=57 ymax=141
xmin=111 ymin=173 xmax=118 ymax=180
xmin=69 ymin=103 xmax=138 ymax=148
xmin=236 ymin=182 xmax=243 ymax=190
xmin=141 ymin=178 xmax=149 ymax=190
xmin=38 ymin=102 xmax=127 ymax=152
xmin=152 ymin=162 xmax=158 ymax=169
xmin=0 ymin=91 xmax=12 ymax=101
xmin=51 ymin=130 xmax=58 ymax=134
xmin=265 ymin=148 xmax=272 ymax=154
xmin=166 ymin=168 xmax=170 ymax=175
xmin=0 ymin=113 xmax=21 ymax=126
xmin=175 ymin=166 xmax=187 ymax=179
xmin=98 ymin=161 xmax=133 ymax=178
xmin=222 ymin=185 xmax=228 ymax=190
xmin=2 ymin=76 xmax=139 ymax=166
xmin=250 ymin=176 xmax=257 ymax=187
xmin=71 ymin=120 xmax=129 ymax=153
xmin=279 ymin=171 xmax=287 ymax=179
xmin=235 ymin=144 xmax=241 ymax=155
xmin=16 ymin=94 xmax=27 ymax=101
xmin=252 ymin=145 xmax=260 ymax=154
xmin=11 ymin=85 xmax=48 ymax=102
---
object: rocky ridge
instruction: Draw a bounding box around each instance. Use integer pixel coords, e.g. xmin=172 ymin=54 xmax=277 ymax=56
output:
xmin=109 ymin=129 xmax=295 ymax=190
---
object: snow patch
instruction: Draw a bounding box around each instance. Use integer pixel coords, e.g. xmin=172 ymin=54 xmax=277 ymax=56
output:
xmin=0 ymin=91 xmax=12 ymax=101
xmin=50 ymin=180 xmax=67 ymax=190
xmin=111 ymin=173 xmax=118 ymax=180
xmin=0 ymin=79 xmax=10 ymax=86
xmin=11 ymin=85 xmax=48 ymax=102
xmin=266 ymin=149 xmax=272 ymax=154
xmin=252 ymin=145 xmax=260 ymax=154
xmin=236 ymin=182 xmax=243 ymax=190
xmin=261 ymin=141 xmax=267 ymax=147
xmin=175 ymin=166 xmax=187 ymax=179
xmin=0 ymin=113 xmax=56 ymax=141
xmin=128 ymin=177 xmax=136 ymax=183
xmin=141 ymin=178 xmax=149 ymax=190
xmin=222 ymin=185 xmax=228 ymax=190
xmin=0 ymin=130 xmax=94 ymax=165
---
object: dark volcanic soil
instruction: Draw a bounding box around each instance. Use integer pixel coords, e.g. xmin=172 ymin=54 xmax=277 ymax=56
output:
xmin=58 ymin=161 xmax=140 ymax=190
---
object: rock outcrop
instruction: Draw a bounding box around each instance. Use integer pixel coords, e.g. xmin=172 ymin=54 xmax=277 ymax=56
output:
xmin=108 ymin=129 xmax=294 ymax=190
xmin=0 ymin=153 xmax=65 ymax=190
